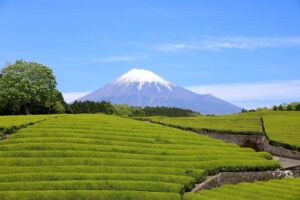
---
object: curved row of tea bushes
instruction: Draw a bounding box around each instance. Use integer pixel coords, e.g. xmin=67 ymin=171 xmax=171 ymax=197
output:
xmin=139 ymin=115 xmax=263 ymax=134
xmin=0 ymin=115 xmax=56 ymax=136
xmin=184 ymin=177 xmax=300 ymax=200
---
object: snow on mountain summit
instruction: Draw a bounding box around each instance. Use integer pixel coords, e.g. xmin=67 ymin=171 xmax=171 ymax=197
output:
xmin=77 ymin=68 xmax=242 ymax=114
xmin=113 ymin=68 xmax=172 ymax=91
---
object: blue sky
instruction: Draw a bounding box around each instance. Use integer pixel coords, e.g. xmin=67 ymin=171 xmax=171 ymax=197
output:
xmin=1 ymin=0 xmax=300 ymax=108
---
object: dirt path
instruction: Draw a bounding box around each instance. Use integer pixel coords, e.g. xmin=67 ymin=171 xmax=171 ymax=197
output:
xmin=191 ymin=174 xmax=220 ymax=192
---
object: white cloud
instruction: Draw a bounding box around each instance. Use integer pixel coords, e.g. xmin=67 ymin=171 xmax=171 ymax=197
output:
xmin=92 ymin=55 xmax=147 ymax=62
xmin=93 ymin=56 xmax=134 ymax=62
xmin=187 ymin=80 xmax=300 ymax=109
xmin=158 ymin=36 xmax=300 ymax=51
xmin=158 ymin=43 xmax=189 ymax=51
xmin=62 ymin=92 xmax=91 ymax=103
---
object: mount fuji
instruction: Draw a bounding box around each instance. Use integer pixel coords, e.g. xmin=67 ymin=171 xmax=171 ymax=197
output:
xmin=78 ymin=68 xmax=241 ymax=114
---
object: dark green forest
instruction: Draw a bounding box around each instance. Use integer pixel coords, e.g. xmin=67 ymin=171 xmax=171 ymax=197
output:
xmin=69 ymin=101 xmax=199 ymax=117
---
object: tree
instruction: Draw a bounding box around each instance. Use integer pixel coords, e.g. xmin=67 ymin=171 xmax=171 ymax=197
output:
xmin=296 ymin=103 xmax=300 ymax=111
xmin=241 ymin=108 xmax=248 ymax=113
xmin=287 ymin=104 xmax=293 ymax=111
xmin=278 ymin=105 xmax=283 ymax=111
xmin=113 ymin=104 xmax=132 ymax=117
xmin=69 ymin=101 xmax=114 ymax=114
xmin=0 ymin=60 xmax=66 ymax=114
xmin=273 ymin=105 xmax=278 ymax=111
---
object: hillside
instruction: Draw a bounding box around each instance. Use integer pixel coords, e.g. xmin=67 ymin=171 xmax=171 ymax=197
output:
xmin=0 ymin=114 xmax=278 ymax=199
xmin=139 ymin=111 xmax=300 ymax=150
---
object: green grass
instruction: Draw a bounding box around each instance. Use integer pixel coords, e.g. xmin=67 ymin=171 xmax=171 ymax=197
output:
xmin=138 ymin=114 xmax=263 ymax=134
xmin=184 ymin=177 xmax=300 ymax=200
xmin=0 ymin=114 xmax=279 ymax=199
xmin=0 ymin=115 xmax=56 ymax=136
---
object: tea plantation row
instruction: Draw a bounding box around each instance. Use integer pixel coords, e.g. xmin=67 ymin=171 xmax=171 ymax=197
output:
xmin=185 ymin=177 xmax=300 ymax=200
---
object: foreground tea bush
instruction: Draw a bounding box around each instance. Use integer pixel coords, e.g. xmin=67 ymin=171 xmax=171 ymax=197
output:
xmin=0 ymin=114 xmax=278 ymax=199
xmin=184 ymin=177 xmax=300 ymax=200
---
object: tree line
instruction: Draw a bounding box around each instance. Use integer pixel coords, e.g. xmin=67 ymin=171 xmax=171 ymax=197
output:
xmin=69 ymin=101 xmax=199 ymax=117
xmin=241 ymin=102 xmax=300 ymax=113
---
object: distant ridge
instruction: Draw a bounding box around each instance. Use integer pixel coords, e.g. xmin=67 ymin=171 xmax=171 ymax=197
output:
xmin=78 ymin=68 xmax=241 ymax=114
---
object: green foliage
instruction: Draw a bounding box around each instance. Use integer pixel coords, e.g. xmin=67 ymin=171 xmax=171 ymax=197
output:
xmin=0 ymin=114 xmax=278 ymax=199
xmin=69 ymin=101 xmax=114 ymax=114
xmin=184 ymin=177 xmax=300 ymax=200
xmin=0 ymin=60 xmax=67 ymax=114
xmin=113 ymin=104 xmax=132 ymax=117
xmin=143 ymin=106 xmax=199 ymax=117
xmin=69 ymin=101 xmax=198 ymax=117
xmin=242 ymin=102 xmax=300 ymax=112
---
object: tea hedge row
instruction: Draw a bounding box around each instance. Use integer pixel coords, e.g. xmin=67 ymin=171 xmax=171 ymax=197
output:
xmin=138 ymin=114 xmax=263 ymax=134
xmin=0 ymin=115 xmax=57 ymax=136
xmin=184 ymin=177 xmax=300 ymax=200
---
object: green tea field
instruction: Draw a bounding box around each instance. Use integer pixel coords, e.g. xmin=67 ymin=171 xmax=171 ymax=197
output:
xmin=141 ymin=111 xmax=300 ymax=151
xmin=140 ymin=115 xmax=263 ymax=134
xmin=0 ymin=115 xmax=55 ymax=137
xmin=0 ymin=114 xmax=278 ymax=199
xmin=184 ymin=177 xmax=300 ymax=200
xmin=263 ymin=112 xmax=300 ymax=150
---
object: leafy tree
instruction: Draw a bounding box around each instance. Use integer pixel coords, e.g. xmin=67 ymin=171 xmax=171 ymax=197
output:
xmin=130 ymin=107 xmax=145 ymax=117
xmin=143 ymin=106 xmax=199 ymax=117
xmin=241 ymin=108 xmax=248 ymax=113
xmin=113 ymin=104 xmax=132 ymax=117
xmin=278 ymin=105 xmax=283 ymax=111
xmin=273 ymin=105 xmax=278 ymax=111
xmin=296 ymin=103 xmax=300 ymax=111
xmin=286 ymin=104 xmax=293 ymax=111
xmin=0 ymin=60 xmax=66 ymax=114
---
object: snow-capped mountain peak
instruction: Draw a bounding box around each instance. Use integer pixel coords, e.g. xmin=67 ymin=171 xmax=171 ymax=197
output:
xmin=113 ymin=68 xmax=172 ymax=91
xmin=78 ymin=68 xmax=242 ymax=114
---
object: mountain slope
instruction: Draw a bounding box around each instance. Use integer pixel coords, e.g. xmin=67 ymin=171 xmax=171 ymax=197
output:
xmin=78 ymin=68 xmax=241 ymax=114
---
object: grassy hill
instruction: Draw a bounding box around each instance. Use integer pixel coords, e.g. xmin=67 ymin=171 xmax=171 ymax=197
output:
xmin=0 ymin=115 xmax=55 ymax=137
xmin=0 ymin=114 xmax=278 ymax=199
xmin=184 ymin=177 xmax=300 ymax=200
xmin=139 ymin=114 xmax=263 ymax=134
xmin=140 ymin=111 xmax=300 ymax=150
xmin=263 ymin=112 xmax=300 ymax=151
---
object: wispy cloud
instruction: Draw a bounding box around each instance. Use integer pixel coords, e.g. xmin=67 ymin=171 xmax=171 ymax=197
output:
xmin=187 ymin=80 xmax=300 ymax=109
xmin=92 ymin=55 xmax=147 ymax=63
xmin=158 ymin=36 xmax=300 ymax=51
xmin=62 ymin=92 xmax=91 ymax=103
